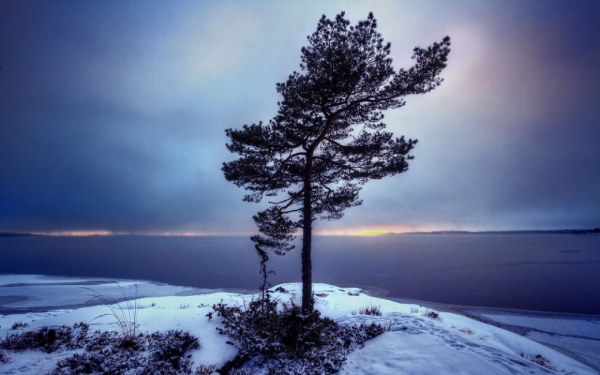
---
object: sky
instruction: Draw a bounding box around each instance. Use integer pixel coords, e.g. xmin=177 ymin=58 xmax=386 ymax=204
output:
xmin=1 ymin=0 xmax=599 ymax=236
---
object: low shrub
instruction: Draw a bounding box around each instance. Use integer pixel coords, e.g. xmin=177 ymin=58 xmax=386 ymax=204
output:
xmin=519 ymin=352 xmax=558 ymax=371
xmin=10 ymin=321 xmax=29 ymax=330
xmin=212 ymin=297 xmax=385 ymax=374
xmin=228 ymin=369 xmax=259 ymax=375
xmin=195 ymin=363 xmax=217 ymax=375
xmin=53 ymin=329 xmax=200 ymax=374
xmin=150 ymin=330 xmax=201 ymax=370
xmin=0 ymin=323 xmax=89 ymax=353
xmin=1 ymin=323 xmax=201 ymax=374
xmin=357 ymin=305 xmax=382 ymax=316
xmin=0 ymin=350 xmax=11 ymax=364
xmin=423 ymin=310 xmax=440 ymax=320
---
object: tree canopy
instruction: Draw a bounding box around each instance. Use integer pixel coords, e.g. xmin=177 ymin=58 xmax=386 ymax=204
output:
xmin=223 ymin=12 xmax=451 ymax=311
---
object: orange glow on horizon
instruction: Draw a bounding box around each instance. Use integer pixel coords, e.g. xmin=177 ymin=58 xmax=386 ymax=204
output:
xmin=315 ymin=225 xmax=434 ymax=236
xmin=28 ymin=226 xmax=440 ymax=237
xmin=29 ymin=230 xmax=236 ymax=237
xmin=31 ymin=230 xmax=119 ymax=237
xmin=136 ymin=231 xmax=230 ymax=237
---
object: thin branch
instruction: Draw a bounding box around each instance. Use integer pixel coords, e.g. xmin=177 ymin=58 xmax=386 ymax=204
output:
xmin=265 ymin=151 xmax=306 ymax=184
xmin=266 ymin=187 xmax=305 ymax=210
xmin=325 ymin=137 xmax=351 ymax=150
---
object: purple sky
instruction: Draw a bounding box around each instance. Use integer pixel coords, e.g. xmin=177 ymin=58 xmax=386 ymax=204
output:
xmin=1 ymin=1 xmax=599 ymax=235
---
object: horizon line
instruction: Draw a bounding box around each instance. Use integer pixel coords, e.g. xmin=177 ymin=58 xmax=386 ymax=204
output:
xmin=1 ymin=228 xmax=594 ymax=238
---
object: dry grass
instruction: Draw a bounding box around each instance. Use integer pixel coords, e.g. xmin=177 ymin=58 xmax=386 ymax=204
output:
xmin=10 ymin=321 xmax=28 ymax=330
xmin=423 ymin=310 xmax=440 ymax=320
xmin=357 ymin=305 xmax=382 ymax=316
xmin=87 ymin=283 xmax=140 ymax=345
xmin=519 ymin=352 xmax=558 ymax=371
xmin=195 ymin=363 xmax=217 ymax=374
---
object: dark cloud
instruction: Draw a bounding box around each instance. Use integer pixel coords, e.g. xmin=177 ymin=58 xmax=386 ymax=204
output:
xmin=1 ymin=1 xmax=599 ymax=234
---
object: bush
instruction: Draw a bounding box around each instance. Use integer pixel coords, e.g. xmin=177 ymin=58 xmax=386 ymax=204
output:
xmin=195 ymin=363 xmax=217 ymax=375
xmin=357 ymin=305 xmax=382 ymax=316
xmin=10 ymin=321 xmax=29 ymax=330
xmin=150 ymin=330 xmax=201 ymax=371
xmin=212 ymin=297 xmax=385 ymax=374
xmin=423 ymin=310 xmax=440 ymax=320
xmin=0 ymin=323 xmax=201 ymax=374
xmin=0 ymin=350 xmax=11 ymax=364
xmin=53 ymin=329 xmax=200 ymax=374
xmin=0 ymin=323 xmax=89 ymax=353
xmin=519 ymin=352 xmax=558 ymax=371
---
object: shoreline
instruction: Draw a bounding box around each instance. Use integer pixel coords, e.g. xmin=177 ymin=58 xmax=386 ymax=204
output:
xmin=351 ymin=283 xmax=599 ymax=317
xmin=2 ymin=273 xmax=597 ymax=317
xmin=2 ymin=274 xmax=598 ymax=371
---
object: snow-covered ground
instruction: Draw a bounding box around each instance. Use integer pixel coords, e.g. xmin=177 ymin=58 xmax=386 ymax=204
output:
xmin=474 ymin=311 xmax=600 ymax=371
xmin=0 ymin=274 xmax=214 ymax=314
xmin=0 ymin=275 xmax=597 ymax=374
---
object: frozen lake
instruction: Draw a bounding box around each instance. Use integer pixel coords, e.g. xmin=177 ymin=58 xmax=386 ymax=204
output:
xmin=1 ymin=234 xmax=599 ymax=314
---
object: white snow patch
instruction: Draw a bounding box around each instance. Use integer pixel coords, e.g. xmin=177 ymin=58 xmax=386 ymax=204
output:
xmin=480 ymin=313 xmax=600 ymax=339
xmin=0 ymin=279 xmax=596 ymax=375
xmin=0 ymin=274 xmax=201 ymax=311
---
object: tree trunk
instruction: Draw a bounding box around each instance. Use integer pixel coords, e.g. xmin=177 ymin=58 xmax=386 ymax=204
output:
xmin=301 ymin=155 xmax=313 ymax=314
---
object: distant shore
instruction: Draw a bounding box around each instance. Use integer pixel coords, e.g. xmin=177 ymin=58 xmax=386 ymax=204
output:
xmin=2 ymin=228 xmax=600 ymax=237
xmin=390 ymin=228 xmax=600 ymax=235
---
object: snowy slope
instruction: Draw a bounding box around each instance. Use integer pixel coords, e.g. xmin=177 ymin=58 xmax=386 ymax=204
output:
xmin=475 ymin=312 xmax=600 ymax=370
xmin=0 ymin=277 xmax=596 ymax=374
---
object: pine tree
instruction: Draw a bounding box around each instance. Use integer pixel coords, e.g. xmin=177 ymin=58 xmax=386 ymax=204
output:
xmin=223 ymin=12 xmax=451 ymax=313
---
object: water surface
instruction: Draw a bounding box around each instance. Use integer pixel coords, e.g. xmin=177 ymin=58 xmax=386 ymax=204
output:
xmin=1 ymin=234 xmax=598 ymax=314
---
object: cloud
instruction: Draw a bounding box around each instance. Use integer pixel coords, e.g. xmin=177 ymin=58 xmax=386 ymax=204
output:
xmin=0 ymin=1 xmax=598 ymax=234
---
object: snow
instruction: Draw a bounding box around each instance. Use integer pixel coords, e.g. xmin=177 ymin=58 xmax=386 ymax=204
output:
xmin=0 ymin=274 xmax=211 ymax=312
xmin=477 ymin=312 xmax=600 ymax=370
xmin=478 ymin=313 xmax=600 ymax=339
xmin=341 ymin=331 xmax=520 ymax=375
xmin=0 ymin=276 xmax=597 ymax=374
xmin=0 ymin=275 xmax=96 ymax=285
xmin=527 ymin=331 xmax=600 ymax=367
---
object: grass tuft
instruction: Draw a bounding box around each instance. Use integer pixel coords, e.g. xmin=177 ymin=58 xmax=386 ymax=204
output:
xmin=86 ymin=283 xmax=140 ymax=345
xmin=423 ymin=310 xmax=440 ymax=320
xmin=519 ymin=352 xmax=558 ymax=371
xmin=195 ymin=363 xmax=217 ymax=375
xmin=0 ymin=350 xmax=11 ymax=364
xmin=357 ymin=305 xmax=382 ymax=316
xmin=10 ymin=321 xmax=28 ymax=330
